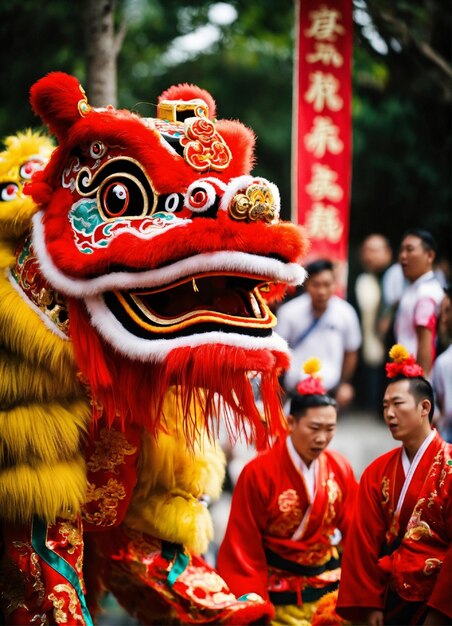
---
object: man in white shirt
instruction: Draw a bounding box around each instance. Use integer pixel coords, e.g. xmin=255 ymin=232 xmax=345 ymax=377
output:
xmin=395 ymin=229 xmax=444 ymax=377
xmin=276 ymin=259 xmax=361 ymax=407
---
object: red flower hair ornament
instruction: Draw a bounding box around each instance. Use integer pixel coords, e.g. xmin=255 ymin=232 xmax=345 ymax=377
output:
xmin=385 ymin=344 xmax=424 ymax=379
xmin=296 ymin=358 xmax=327 ymax=396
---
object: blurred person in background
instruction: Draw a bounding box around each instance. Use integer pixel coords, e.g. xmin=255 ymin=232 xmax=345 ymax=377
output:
xmin=353 ymin=234 xmax=398 ymax=411
xmin=395 ymin=228 xmax=444 ymax=377
xmin=432 ymin=285 xmax=452 ymax=443
xmin=276 ymin=259 xmax=361 ymax=409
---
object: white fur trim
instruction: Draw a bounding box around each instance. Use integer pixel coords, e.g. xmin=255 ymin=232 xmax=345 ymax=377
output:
xmin=32 ymin=210 xmax=307 ymax=297
xmin=184 ymin=180 xmax=216 ymax=213
xmin=85 ymin=293 xmax=290 ymax=362
xmin=6 ymin=268 xmax=69 ymax=341
xmin=197 ymin=176 xmax=228 ymax=191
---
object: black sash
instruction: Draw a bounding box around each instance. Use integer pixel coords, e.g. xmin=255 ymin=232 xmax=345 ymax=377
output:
xmin=265 ymin=548 xmax=340 ymax=576
xmin=265 ymin=550 xmax=341 ymax=606
xmin=269 ymin=582 xmax=339 ymax=606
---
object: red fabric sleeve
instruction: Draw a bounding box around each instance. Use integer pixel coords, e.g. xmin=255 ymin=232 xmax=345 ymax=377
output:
xmin=82 ymin=421 xmax=141 ymax=531
xmin=336 ymin=463 xmax=389 ymax=622
xmin=427 ymin=508 xmax=452 ymax=619
xmin=217 ymin=461 xmax=270 ymax=600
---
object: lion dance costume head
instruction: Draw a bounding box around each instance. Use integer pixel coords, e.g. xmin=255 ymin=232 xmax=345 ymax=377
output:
xmin=0 ymin=72 xmax=308 ymax=625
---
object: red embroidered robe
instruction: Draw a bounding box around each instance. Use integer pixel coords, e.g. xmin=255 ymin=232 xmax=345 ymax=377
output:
xmin=336 ymin=430 xmax=452 ymax=622
xmin=217 ymin=438 xmax=358 ymax=601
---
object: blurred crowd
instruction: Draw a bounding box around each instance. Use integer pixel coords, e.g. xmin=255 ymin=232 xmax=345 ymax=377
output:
xmin=276 ymin=228 xmax=451 ymax=434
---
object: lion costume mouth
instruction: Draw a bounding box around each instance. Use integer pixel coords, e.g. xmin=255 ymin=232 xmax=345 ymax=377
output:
xmin=104 ymin=272 xmax=275 ymax=339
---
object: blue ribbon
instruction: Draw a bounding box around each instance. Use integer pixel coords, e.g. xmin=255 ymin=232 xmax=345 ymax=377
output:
xmin=161 ymin=541 xmax=190 ymax=588
xmin=31 ymin=516 xmax=93 ymax=626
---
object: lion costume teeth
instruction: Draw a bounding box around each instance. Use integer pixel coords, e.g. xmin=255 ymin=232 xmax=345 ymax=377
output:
xmin=0 ymin=73 xmax=309 ymax=625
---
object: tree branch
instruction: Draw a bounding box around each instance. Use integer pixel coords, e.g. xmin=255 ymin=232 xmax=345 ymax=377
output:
xmin=114 ymin=16 xmax=127 ymax=57
xmin=375 ymin=8 xmax=452 ymax=79
xmin=414 ymin=39 xmax=452 ymax=79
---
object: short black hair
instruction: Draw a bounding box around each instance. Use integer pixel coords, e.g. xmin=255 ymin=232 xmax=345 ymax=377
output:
xmin=401 ymin=228 xmax=438 ymax=256
xmin=385 ymin=375 xmax=435 ymax=422
xmin=305 ymin=259 xmax=334 ymax=278
xmin=290 ymin=392 xmax=337 ymax=420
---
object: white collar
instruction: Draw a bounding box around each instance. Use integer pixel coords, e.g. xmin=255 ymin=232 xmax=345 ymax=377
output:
xmin=286 ymin=436 xmax=317 ymax=501
xmin=397 ymin=430 xmax=435 ymax=514
xmin=286 ymin=436 xmax=318 ymax=541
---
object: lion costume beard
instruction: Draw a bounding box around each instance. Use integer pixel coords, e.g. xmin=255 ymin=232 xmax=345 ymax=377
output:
xmin=69 ymin=295 xmax=290 ymax=446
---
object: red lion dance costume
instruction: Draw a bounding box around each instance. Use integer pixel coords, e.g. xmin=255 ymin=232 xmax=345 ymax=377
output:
xmin=0 ymin=72 xmax=308 ymax=625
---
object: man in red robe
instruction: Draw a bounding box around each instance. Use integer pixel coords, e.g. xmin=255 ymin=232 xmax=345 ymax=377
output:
xmin=336 ymin=344 xmax=452 ymax=626
xmin=217 ymin=359 xmax=358 ymax=625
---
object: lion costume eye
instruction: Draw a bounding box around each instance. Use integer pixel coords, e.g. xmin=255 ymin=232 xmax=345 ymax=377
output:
xmin=164 ymin=193 xmax=182 ymax=213
xmin=102 ymin=182 xmax=130 ymax=217
xmin=98 ymin=175 xmax=149 ymax=220
xmin=184 ymin=180 xmax=217 ymax=215
xmin=19 ymin=158 xmax=45 ymax=180
xmin=89 ymin=141 xmax=107 ymax=159
xmin=0 ymin=182 xmax=19 ymax=201
xmin=76 ymin=157 xmax=157 ymax=220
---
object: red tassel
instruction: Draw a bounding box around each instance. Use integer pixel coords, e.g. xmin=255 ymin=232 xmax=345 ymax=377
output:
xmin=69 ymin=302 xmax=288 ymax=447
xmin=69 ymin=299 xmax=112 ymax=390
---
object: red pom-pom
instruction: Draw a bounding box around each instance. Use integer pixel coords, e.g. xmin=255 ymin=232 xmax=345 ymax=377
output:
xmin=402 ymin=363 xmax=424 ymax=377
xmin=23 ymin=180 xmax=53 ymax=205
xmin=385 ymin=351 xmax=424 ymax=379
xmin=296 ymin=376 xmax=326 ymax=396
xmin=30 ymin=72 xmax=89 ymax=140
xmin=158 ymin=83 xmax=217 ymax=119
xmin=260 ymin=282 xmax=288 ymax=305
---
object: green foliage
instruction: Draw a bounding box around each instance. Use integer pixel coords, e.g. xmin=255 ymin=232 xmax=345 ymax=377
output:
xmin=0 ymin=2 xmax=85 ymax=133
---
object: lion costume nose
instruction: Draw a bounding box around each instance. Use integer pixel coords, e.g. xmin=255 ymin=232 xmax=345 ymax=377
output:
xmin=229 ymin=182 xmax=276 ymax=223
xmin=221 ymin=175 xmax=280 ymax=224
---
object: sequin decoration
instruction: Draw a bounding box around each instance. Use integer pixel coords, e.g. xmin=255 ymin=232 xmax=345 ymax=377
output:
xmin=229 ymin=183 xmax=277 ymax=223
xmin=12 ymin=235 xmax=69 ymax=336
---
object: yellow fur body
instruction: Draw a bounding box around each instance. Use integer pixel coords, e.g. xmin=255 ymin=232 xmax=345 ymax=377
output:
xmin=126 ymin=389 xmax=226 ymax=554
xmin=0 ymin=131 xmax=89 ymax=522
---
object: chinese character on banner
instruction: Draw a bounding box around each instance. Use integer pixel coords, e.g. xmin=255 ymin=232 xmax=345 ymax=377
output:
xmin=292 ymin=0 xmax=353 ymax=295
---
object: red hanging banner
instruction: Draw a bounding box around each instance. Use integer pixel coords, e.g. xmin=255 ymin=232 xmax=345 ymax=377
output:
xmin=292 ymin=0 xmax=353 ymax=294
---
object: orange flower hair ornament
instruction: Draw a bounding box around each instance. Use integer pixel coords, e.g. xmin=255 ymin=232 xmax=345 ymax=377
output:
xmin=385 ymin=344 xmax=424 ymax=379
xmin=296 ymin=357 xmax=326 ymax=396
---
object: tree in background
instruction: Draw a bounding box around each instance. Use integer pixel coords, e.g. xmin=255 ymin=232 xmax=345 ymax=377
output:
xmin=0 ymin=0 xmax=449 ymax=275
xmin=348 ymin=0 xmax=451 ymax=281
xmin=82 ymin=0 xmax=126 ymax=107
